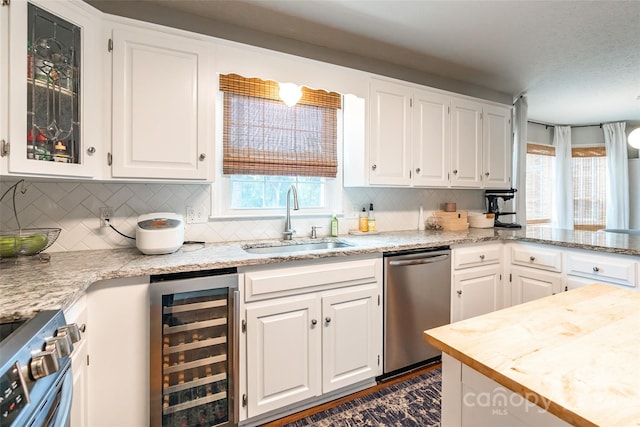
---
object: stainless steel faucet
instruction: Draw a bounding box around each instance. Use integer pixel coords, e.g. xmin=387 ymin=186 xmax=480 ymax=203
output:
xmin=283 ymin=184 xmax=299 ymax=240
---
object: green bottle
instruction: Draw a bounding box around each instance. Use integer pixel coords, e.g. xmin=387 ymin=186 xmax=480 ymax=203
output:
xmin=330 ymin=213 xmax=339 ymax=237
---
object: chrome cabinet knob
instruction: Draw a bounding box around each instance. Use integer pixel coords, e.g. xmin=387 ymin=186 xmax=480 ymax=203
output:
xmin=485 ymin=172 xmax=490 ymax=176
xmin=199 ymin=153 xmax=206 ymax=161
xmin=452 ymin=169 xmax=458 ymax=174
xmin=479 ymin=254 xmax=485 ymax=260
xmin=593 ymin=266 xmax=600 ymax=272
xmin=87 ymin=146 xmax=96 ymax=155
xmin=311 ymin=319 xmax=318 ymax=326
xmin=415 ymin=167 xmax=421 ymax=173
xmin=457 ymin=290 xmax=462 ymax=295
xmin=529 ymin=256 xmax=536 ymax=262
xmin=325 ymin=317 xmax=332 ymax=324
xmin=30 ymin=350 xmax=59 ymax=380
xmin=371 ymin=164 xmax=377 ymax=170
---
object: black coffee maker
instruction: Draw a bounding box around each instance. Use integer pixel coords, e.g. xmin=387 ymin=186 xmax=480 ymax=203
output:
xmin=485 ymin=188 xmax=522 ymax=228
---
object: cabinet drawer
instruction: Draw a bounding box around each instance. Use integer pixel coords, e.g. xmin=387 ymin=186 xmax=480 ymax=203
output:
xmin=453 ymin=245 xmax=502 ymax=270
xmin=510 ymin=245 xmax=562 ymax=272
xmin=566 ymin=252 xmax=637 ymax=288
xmin=243 ymin=257 xmax=382 ymax=301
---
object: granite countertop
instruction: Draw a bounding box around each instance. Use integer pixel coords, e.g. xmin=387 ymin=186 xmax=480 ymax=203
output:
xmin=1 ymin=226 xmax=638 ymax=323
xmin=424 ymin=283 xmax=640 ymax=427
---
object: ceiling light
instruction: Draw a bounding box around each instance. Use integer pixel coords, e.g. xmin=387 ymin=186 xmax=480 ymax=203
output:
xmin=629 ymin=128 xmax=640 ymax=149
xmin=279 ymin=83 xmax=302 ymax=107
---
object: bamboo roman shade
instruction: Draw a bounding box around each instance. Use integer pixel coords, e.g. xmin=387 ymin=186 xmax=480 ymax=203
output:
xmin=220 ymin=74 xmax=340 ymax=178
xmin=527 ymin=143 xmax=556 ymax=156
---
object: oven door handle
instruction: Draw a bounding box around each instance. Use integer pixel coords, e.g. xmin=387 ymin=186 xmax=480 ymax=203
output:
xmin=388 ymin=254 xmax=449 ymax=266
xmin=52 ymin=369 xmax=73 ymax=427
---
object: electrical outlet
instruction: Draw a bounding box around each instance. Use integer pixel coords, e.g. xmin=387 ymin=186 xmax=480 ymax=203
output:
xmin=99 ymin=207 xmax=113 ymax=227
xmin=185 ymin=206 xmax=207 ymax=224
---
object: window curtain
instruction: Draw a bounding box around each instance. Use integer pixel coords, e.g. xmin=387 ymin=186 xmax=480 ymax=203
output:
xmin=603 ymin=122 xmax=629 ymax=229
xmin=512 ymin=95 xmax=528 ymax=226
xmin=552 ymin=126 xmax=573 ymax=229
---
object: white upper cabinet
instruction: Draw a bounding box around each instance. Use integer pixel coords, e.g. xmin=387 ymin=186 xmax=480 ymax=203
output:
xmin=450 ymin=97 xmax=483 ymax=188
xmin=368 ymin=79 xmax=412 ymax=185
xmin=412 ymin=88 xmax=451 ymax=187
xmin=107 ymin=22 xmax=213 ymax=180
xmin=482 ymin=104 xmax=512 ymax=189
xmin=354 ymin=78 xmax=512 ymax=188
xmin=3 ymin=0 xmax=103 ymax=178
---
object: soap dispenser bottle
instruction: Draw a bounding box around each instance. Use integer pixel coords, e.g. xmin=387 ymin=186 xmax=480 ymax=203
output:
xmin=330 ymin=213 xmax=339 ymax=237
xmin=359 ymin=207 xmax=369 ymax=232
xmin=368 ymin=203 xmax=376 ymax=232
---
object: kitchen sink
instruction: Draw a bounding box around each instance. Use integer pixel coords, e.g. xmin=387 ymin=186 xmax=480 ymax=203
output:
xmin=242 ymin=240 xmax=352 ymax=254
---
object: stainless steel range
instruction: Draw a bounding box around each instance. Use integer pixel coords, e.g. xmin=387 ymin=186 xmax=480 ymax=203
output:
xmin=0 ymin=310 xmax=82 ymax=427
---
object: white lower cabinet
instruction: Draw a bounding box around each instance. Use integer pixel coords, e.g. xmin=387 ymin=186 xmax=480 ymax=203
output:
xmin=441 ymin=354 xmax=570 ymax=427
xmin=246 ymin=294 xmax=321 ymax=417
xmin=64 ymin=296 xmax=88 ymax=427
xmin=510 ymin=266 xmax=563 ymax=305
xmin=452 ymin=244 xmax=505 ymax=322
xmin=242 ymin=257 xmax=383 ymax=421
xmin=453 ymin=265 xmax=503 ymax=322
xmin=85 ymin=276 xmax=150 ymax=427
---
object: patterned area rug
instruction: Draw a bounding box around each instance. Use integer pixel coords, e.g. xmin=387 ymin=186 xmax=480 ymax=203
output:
xmin=285 ymin=368 xmax=441 ymax=427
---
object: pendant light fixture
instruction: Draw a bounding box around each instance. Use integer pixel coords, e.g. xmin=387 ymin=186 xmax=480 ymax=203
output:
xmin=279 ymin=82 xmax=302 ymax=107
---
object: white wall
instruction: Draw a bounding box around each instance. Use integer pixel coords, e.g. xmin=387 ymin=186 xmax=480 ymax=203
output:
xmin=0 ymin=179 xmax=485 ymax=252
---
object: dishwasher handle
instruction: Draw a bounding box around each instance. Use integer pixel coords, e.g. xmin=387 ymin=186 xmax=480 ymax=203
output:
xmin=388 ymin=253 xmax=449 ymax=266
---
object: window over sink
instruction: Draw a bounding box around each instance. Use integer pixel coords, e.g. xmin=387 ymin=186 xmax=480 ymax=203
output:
xmin=213 ymin=74 xmax=343 ymax=217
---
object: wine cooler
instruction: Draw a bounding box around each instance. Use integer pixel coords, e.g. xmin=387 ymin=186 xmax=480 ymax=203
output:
xmin=150 ymin=268 xmax=239 ymax=427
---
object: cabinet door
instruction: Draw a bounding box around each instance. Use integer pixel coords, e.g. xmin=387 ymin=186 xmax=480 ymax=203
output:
xmin=412 ymin=89 xmax=450 ymax=187
xmin=110 ymin=24 xmax=212 ymax=180
xmin=482 ymin=104 xmax=512 ymax=189
xmin=369 ymin=80 xmax=411 ymax=186
xmin=450 ymin=97 xmax=482 ymax=188
xmin=6 ymin=0 xmax=102 ymax=178
xmin=511 ymin=266 xmax=562 ymax=305
xmin=246 ymin=295 xmax=321 ymax=417
xmin=321 ymin=285 xmax=380 ymax=393
xmin=65 ymin=296 xmax=88 ymax=427
xmin=453 ymin=264 xmax=503 ymax=322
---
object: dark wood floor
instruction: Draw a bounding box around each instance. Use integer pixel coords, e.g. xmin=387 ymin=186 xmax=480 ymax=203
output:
xmin=260 ymin=362 xmax=442 ymax=427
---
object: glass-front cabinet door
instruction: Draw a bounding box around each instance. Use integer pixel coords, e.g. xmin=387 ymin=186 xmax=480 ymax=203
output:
xmin=5 ymin=0 xmax=102 ymax=178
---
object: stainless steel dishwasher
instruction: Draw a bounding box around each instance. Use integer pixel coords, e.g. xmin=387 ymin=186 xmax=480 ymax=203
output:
xmin=383 ymin=247 xmax=451 ymax=377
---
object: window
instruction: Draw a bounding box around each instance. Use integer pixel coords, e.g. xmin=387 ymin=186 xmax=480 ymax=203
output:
xmin=526 ymin=143 xmax=555 ymax=224
xmin=572 ymin=147 xmax=606 ymax=230
xmin=216 ymin=74 xmax=342 ymax=216
xmin=525 ymin=142 xmax=607 ymax=229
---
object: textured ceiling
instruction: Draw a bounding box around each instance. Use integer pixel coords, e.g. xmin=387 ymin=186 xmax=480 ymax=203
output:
xmin=93 ymin=0 xmax=640 ymax=126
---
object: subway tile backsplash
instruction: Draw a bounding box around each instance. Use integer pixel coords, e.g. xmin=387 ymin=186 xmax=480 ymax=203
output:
xmin=0 ymin=180 xmax=485 ymax=252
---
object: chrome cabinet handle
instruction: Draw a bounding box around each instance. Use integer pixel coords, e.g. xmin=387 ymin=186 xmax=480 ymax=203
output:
xmin=479 ymin=254 xmax=485 ymax=260
xmin=485 ymin=172 xmax=490 ymax=176
xmin=593 ymin=266 xmax=600 ymax=272
xmin=372 ymin=164 xmax=377 ymax=170
xmin=199 ymin=153 xmax=206 ymax=161
xmin=415 ymin=167 xmax=421 ymax=173
xmin=453 ymin=169 xmax=458 ymax=174
xmin=325 ymin=317 xmax=332 ymax=324
xmin=529 ymin=256 xmax=536 ymax=262
xmin=457 ymin=290 xmax=462 ymax=295
xmin=87 ymin=146 xmax=96 ymax=155
xmin=311 ymin=319 xmax=317 ymax=326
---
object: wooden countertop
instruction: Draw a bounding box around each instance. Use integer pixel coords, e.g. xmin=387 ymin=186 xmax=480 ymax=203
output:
xmin=424 ymin=283 xmax=640 ymax=427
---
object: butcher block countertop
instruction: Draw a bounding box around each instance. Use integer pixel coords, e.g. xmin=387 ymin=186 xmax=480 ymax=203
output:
xmin=424 ymin=283 xmax=640 ymax=427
